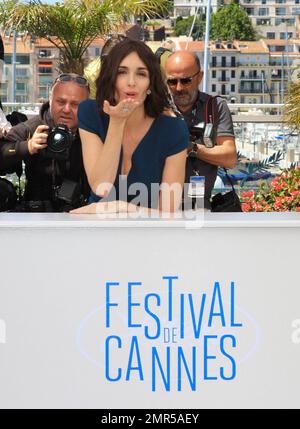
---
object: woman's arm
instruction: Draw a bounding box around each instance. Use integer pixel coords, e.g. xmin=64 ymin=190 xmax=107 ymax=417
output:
xmin=80 ymin=99 xmax=139 ymax=197
xmin=159 ymin=149 xmax=187 ymax=212
xmin=70 ymin=147 xmax=186 ymax=216
xmin=79 ymin=119 xmax=124 ymax=197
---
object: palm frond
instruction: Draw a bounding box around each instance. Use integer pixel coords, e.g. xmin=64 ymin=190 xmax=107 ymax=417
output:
xmin=0 ymin=0 xmax=169 ymax=73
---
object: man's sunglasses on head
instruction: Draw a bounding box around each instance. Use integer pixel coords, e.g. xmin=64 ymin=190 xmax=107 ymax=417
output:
xmin=54 ymin=73 xmax=89 ymax=88
xmin=167 ymin=71 xmax=200 ymax=87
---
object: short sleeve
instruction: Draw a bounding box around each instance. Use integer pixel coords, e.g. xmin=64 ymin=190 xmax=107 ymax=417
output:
xmin=78 ymin=99 xmax=101 ymax=135
xmin=215 ymin=98 xmax=234 ymax=137
xmin=165 ymin=117 xmax=189 ymax=157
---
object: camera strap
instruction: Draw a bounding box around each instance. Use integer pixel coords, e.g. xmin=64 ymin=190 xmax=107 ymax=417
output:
xmin=189 ymin=95 xmax=217 ymax=176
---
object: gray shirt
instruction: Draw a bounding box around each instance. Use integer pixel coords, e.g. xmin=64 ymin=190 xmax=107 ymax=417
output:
xmin=182 ymin=91 xmax=235 ymax=208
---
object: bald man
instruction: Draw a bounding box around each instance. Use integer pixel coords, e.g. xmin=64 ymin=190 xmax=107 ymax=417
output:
xmin=0 ymin=74 xmax=90 ymax=211
xmin=165 ymin=51 xmax=237 ymax=209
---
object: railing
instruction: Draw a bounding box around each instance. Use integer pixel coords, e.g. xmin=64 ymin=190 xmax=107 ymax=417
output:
xmin=2 ymin=103 xmax=298 ymax=167
xmin=2 ymin=102 xmax=42 ymax=117
xmin=228 ymin=103 xmax=299 ymax=171
xmin=239 ymin=88 xmax=264 ymax=94
xmin=2 ymin=102 xmax=299 ymax=194
xmin=240 ymin=76 xmax=265 ymax=80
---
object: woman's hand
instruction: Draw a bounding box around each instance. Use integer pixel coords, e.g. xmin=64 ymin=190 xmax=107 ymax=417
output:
xmin=69 ymin=200 xmax=138 ymax=214
xmin=103 ymin=98 xmax=140 ymax=120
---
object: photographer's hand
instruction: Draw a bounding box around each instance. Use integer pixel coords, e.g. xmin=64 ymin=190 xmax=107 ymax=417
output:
xmin=28 ymin=124 xmax=49 ymax=155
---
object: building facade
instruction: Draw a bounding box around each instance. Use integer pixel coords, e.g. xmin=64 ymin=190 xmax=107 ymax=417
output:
xmin=173 ymin=0 xmax=220 ymax=17
xmin=179 ymin=38 xmax=300 ymax=103
xmin=240 ymin=0 xmax=300 ymax=39
xmin=1 ymin=32 xmax=300 ymax=105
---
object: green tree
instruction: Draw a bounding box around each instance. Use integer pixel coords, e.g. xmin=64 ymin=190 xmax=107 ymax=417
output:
xmin=0 ymin=0 xmax=170 ymax=74
xmin=210 ymin=1 xmax=257 ymax=41
xmin=174 ymin=15 xmax=205 ymax=39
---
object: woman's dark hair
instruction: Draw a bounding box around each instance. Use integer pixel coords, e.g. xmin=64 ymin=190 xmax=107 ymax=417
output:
xmin=96 ymin=39 xmax=170 ymax=118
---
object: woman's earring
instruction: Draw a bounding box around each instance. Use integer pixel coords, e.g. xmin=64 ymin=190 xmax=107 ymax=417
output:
xmin=146 ymin=89 xmax=151 ymax=95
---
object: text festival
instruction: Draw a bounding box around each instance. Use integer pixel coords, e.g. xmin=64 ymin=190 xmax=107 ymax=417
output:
xmin=103 ymin=277 xmax=243 ymax=392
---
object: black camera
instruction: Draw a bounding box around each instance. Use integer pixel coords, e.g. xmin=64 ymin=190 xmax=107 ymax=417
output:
xmin=190 ymin=121 xmax=215 ymax=149
xmin=12 ymin=179 xmax=85 ymax=213
xmin=0 ymin=177 xmax=18 ymax=212
xmin=42 ymin=123 xmax=74 ymax=160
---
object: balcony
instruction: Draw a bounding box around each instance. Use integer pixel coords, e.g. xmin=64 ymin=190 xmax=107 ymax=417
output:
xmin=239 ymin=88 xmax=264 ymax=94
xmin=218 ymin=78 xmax=230 ymax=82
xmin=240 ymin=76 xmax=265 ymax=80
xmin=211 ymin=62 xmax=239 ymax=68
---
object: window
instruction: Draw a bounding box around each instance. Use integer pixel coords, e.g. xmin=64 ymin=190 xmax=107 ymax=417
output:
xmin=212 ymin=56 xmax=216 ymax=67
xmin=231 ymin=57 xmax=236 ymax=67
xmin=39 ymin=76 xmax=53 ymax=85
xmin=280 ymin=32 xmax=293 ymax=39
xmin=231 ymin=84 xmax=235 ymax=92
xmin=212 ymin=70 xmax=216 ymax=78
xmin=258 ymin=8 xmax=269 ymax=16
xmin=95 ymin=47 xmax=100 ymax=56
xmin=38 ymin=62 xmax=53 ymax=74
xmin=16 ymin=68 xmax=28 ymax=77
xmin=39 ymin=66 xmax=52 ymax=74
xmin=4 ymin=54 xmax=11 ymax=64
xmin=16 ymin=82 xmax=26 ymax=92
xmin=231 ymin=70 xmax=235 ymax=78
xmin=276 ymin=7 xmax=286 ymax=15
xmin=39 ymin=49 xmax=52 ymax=58
xmin=221 ymin=84 xmax=226 ymax=95
xmin=285 ymin=18 xmax=295 ymax=25
xmin=212 ymin=84 xmax=216 ymax=92
xmin=39 ymin=88 xmax=49 ymax=99
xmin=221 ymin=57 xmax=226 ymax=67
xmin=257 ymin=18 xmax=271 ymax=25
xmin=267 ymin=32 xmax=275 ymax=39
xmin=245 ymin=7 xmax=254 ymax=15
xmin=17 ymin=55 xmax=30 ymax=65
xmin=16 ymin=95 xmax=28 ymax=103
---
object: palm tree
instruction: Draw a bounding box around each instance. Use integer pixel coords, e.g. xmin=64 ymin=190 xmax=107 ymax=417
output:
xmin=285 ymin=73 xmax=300 ymax=131
xmin=0 ymin=0 xmax=170 ymax=75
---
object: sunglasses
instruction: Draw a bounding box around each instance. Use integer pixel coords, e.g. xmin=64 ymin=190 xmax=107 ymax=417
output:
xmin=166 ymin=71 xmax=200 ymax=87
xmin=54 ymin=73 xmax=90 ymax=88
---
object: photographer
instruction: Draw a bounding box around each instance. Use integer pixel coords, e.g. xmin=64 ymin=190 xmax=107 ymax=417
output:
xmin=165 ymin=51 xmax=237 ymax=209
xmin=0 ymin=73 xmax=90 ymax=211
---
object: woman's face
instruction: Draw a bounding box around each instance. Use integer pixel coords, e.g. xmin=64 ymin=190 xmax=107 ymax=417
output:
xmin=114 ymin=51 xmax=150 ymax=105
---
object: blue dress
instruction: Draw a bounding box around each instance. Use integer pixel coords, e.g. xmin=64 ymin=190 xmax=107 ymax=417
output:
xmin=78 ymin=99 xmax=189 ymax=208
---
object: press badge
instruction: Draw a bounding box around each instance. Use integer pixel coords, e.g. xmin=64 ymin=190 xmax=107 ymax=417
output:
xmin=188 ymin=176 xmax=205 ymax=198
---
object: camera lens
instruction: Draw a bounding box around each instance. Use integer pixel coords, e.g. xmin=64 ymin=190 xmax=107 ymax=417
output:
xmin=48 ymin=131 xmax=66 ymax=153
xmin=47 ymin=124 xmax=72 ymax=154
